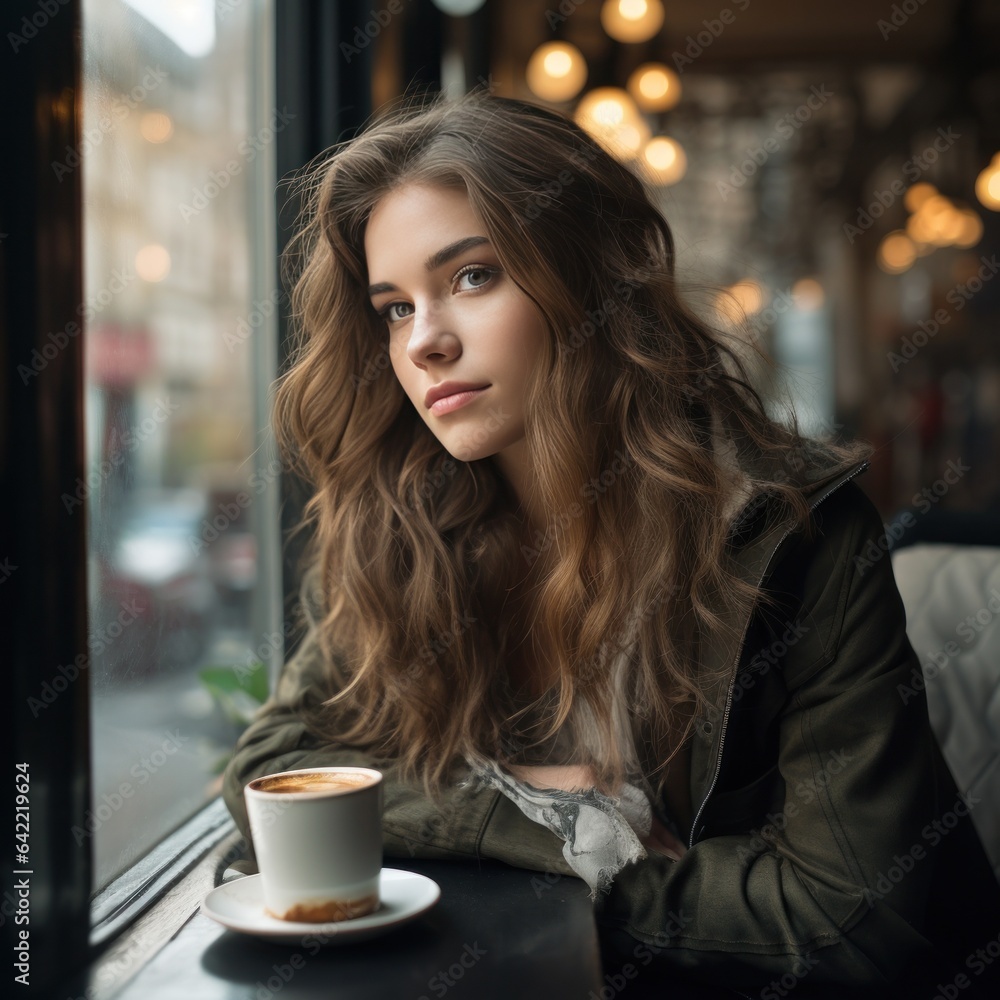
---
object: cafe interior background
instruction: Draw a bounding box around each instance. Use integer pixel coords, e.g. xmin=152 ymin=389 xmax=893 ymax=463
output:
xmin=4 ymin=0 xmax=1000 ymax=994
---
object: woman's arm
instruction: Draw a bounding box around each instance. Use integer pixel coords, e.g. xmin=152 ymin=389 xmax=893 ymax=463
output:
xmin=221 ymin=572 xmax=578 ymax=877
xmin=593 ymin=484 xmax=955 ymax=990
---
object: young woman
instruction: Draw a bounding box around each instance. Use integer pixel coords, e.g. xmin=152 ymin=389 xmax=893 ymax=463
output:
xmin=223 ymin=89 xmax=1000 ymax=995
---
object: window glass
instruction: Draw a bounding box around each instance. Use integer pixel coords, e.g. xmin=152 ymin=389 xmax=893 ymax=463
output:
xmin=80 ymin=0 xmax=279 ymax=889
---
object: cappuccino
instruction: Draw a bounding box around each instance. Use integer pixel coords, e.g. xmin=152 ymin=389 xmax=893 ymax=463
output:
xmin=244 ymin=765 xmax=384 ymax=923
xmin=253 ymin=771 xmax=377 ymax=795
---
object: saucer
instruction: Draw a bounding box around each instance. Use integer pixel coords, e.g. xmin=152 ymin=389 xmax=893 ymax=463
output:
xmin=201 ymin=868 xmax=441 ymax=945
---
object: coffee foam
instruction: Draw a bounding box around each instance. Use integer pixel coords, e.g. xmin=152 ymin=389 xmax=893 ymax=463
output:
xmin=253 ymin=771 xmax=377 ymax=795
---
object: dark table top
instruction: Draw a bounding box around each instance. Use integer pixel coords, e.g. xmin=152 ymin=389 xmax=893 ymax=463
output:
xmin=87 ymin=856 xmax=746 ymax=1000
xmin=112 ymin=857 xmax=601 ymax=1000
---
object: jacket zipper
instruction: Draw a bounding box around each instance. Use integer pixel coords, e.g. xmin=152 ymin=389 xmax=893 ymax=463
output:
xmin=687 ymin=459 xmax=872 ymax=850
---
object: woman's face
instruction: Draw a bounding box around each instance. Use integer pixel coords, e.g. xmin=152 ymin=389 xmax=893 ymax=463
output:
xmin=364 ymin=183 xmax=549 ymax=466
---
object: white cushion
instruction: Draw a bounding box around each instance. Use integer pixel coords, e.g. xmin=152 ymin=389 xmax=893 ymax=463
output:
xmin=890 ymin=544 xmax=1000 ymax=881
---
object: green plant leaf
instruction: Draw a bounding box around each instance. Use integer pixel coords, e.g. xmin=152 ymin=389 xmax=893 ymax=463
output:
xmin=198 ymin=660 xmax=269 ymax=726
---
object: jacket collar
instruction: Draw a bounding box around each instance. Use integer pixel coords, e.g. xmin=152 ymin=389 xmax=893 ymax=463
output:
xmin=714 ymin=453 xmax=873 ymax=682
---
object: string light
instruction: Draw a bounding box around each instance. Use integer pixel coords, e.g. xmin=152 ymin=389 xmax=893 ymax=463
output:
xmin=600 ymin=0 xmax=665 ymax=44
xmin=627 ymin=63 xmax=680 ymax=112
xmin=526 ymin=41 xmax=587 ymax=102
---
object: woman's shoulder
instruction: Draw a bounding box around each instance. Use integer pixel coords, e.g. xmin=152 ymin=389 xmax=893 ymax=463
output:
xmin=765 ymin=472 xmax=902 ymax=642
xmin=725 ymin=456 xmax=874 ymax=574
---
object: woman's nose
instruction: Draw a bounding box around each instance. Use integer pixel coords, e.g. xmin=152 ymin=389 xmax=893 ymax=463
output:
xmin=405 ymin=297 xmax=459 ymax=365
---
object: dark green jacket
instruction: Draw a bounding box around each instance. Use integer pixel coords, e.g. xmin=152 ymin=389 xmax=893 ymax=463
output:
xmin=222 ymin=460 xmax=1000 ymax=995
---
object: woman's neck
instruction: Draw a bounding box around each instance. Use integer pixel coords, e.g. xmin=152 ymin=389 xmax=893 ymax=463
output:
xmin=490 ymin=445 xmax=547 ymax=541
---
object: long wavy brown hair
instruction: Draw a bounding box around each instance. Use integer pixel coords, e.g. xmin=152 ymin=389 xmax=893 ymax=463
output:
xmin=272 ymin=87 xmax=872 ymax=805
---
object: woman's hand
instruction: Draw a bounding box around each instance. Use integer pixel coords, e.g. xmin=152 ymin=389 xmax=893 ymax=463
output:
xmin=507 ymin=765 xmax=688 ymax=860
xmin=641 ymin=814 xmax=688 ymax=861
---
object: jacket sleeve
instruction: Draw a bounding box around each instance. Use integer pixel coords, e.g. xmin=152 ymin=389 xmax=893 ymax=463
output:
xmin=221 ymin=567 xmax=577 ymax=878
xmin=593 ymin=483 xmax=950 ymax=990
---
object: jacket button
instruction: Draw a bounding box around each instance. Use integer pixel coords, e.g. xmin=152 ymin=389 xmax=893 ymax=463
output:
xmin=702 ymin=721 xmax=713 ymax=735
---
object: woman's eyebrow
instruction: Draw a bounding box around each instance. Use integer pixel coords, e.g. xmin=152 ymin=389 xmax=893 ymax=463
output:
xmin=367 ymin=235 xmax=492 ymax=296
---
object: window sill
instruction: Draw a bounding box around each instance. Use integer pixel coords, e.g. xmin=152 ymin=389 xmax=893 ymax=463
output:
xmin=67 ymin=797 xmax=241 ymax=1000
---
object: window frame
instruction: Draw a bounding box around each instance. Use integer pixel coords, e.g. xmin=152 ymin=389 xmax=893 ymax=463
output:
xmin=2 ymin=0 xmax=373 ymax=994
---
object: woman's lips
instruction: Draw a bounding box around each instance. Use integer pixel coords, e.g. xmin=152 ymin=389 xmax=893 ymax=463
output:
xmin=429 ymin=386 xmax=490 ymax=415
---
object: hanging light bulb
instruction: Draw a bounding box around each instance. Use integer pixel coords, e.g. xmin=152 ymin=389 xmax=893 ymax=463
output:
xmin=640 ymin=136 xmax=686 ymax=185
xmin=715 ymin=280 xmax=765 ymax=326
xmin=954 ymin=208 xmax=983 ymax=248
xmin=903 ymin=181 xmax=937 ymax=213
xmin=574 ymin=87 xmax=648 ymax=160
xmin=613 ymin=118 xmax=651 ymax=157
xmin=526 ymin=41 xmax=588 ymax=102
xmin=627 ymin=63 xmax=681 ymax=112
xmin=974 ymin=153 xmax=1000 ymax=211
xmin=601 ymin=0 xmax=665 ymax=43
xmin=877 ymin=231 xmax=916 ymax=274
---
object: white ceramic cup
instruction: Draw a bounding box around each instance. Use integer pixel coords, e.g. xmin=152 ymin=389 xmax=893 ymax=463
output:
xmin=244 ymin=765 xmax=384 ymax=922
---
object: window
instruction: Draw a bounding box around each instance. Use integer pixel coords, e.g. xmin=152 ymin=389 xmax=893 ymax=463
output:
xmin=80 ymin=0 xmax=281 ymax=889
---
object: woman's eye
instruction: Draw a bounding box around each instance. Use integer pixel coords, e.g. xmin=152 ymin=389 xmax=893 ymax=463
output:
xmin=376 ymin=266 xmax=497 ymax=324
xmin=380 ymin=302 xmax=413 ymax=323
xmin=455 ymin=265 xmax=497 ymax=290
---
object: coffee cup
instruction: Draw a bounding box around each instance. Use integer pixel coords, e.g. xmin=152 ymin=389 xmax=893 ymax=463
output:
xmin=244 ymin=766 xmax=383 ymax=922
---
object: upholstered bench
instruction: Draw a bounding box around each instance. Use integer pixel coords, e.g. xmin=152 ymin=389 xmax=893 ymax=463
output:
xmin=890 ymin=543 xmax=1000 ymax=881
